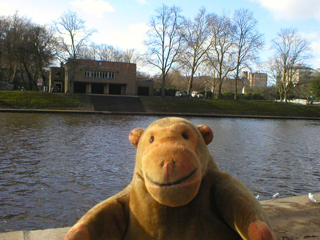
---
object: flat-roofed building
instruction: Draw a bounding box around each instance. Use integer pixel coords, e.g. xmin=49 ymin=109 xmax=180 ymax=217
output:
xmin=241 ymin=71 xmax=267 ymax=93
xmin=49 ymin=59 xmax=153 ymax=96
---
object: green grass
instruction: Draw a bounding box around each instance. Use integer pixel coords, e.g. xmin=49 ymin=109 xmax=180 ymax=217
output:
xmin=140 ymin=96 xmax=320 ymax=117
xmin=0 ymin=91 xmax=92 ymax=110
xmin=1 ymin=91 xmax=320 ymax=117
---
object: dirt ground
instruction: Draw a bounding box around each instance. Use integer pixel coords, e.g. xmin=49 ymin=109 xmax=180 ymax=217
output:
xmin=261 ymin=193 xmax=320 ymax=240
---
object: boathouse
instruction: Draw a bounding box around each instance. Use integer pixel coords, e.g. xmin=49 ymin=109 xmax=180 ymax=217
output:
xmin=49 ymin=59 xmax=153 ymax=96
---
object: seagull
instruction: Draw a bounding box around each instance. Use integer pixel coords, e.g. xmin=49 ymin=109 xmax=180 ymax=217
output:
xmin=255 ymin=195 xmax=260 ymax=200
xmin=272 ymin=192 xmax=280 ymax=199
xmin=308 ymin=193 xmax=319 ymax=203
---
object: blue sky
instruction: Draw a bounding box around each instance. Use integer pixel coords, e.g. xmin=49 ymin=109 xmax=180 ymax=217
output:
xmin=1 ymin=0 xmax=320 ymax=73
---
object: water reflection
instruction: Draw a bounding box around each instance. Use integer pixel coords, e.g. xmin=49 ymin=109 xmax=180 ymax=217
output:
xmin=0 ymin=113 xmax=319 ymax=232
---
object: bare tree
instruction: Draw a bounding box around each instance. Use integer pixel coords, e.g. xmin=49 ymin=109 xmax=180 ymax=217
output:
xmin=94 ymin=44 xmax=122 ymax=61
xmin=232 ymin=9 xmax=264 ymax=100
xmin=202 ymin=65 xmax=219 ymax=98
xmin=0 ymin=12 xmax=56 ymax=90
xmin=77 ymin=43 xmax=99 ymax=60
xmin=179 ymin=7 xmax=211 ymax=96
xmin=16 ymin=24 xmax=56 ymax=90
xmin=0 ymin=12 xmax=30 ymax=83
xmin=269 ymin=28 xmax=310 ymax=103
xmin=144 ymin=4 xmax=183 ymax=97
xmin=206 ymin=13 xmax=236 ymax=98
xmin=54 ymin=10 xmax=96 ymax=92
xmin=0 ymin=16 xmax=10 ymax=73
xmin=54 ymin=10 xmax=96 ymax=61
xmin=122 ymin=48 xmax=139 ymax=63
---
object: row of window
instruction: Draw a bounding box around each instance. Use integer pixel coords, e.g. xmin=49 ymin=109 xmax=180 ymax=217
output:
xmin=84 ymin=71 xmax=115 ymax=79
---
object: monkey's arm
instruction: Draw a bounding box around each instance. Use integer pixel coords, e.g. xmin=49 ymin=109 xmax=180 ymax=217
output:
xmin=212 ymin=171 xmax=275 ymax=240
xmin=65 ymin=187 xmax=130 ymax=240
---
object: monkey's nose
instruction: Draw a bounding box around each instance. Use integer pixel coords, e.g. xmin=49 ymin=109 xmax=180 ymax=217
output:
xmin=161 ymin=159 xmax=176 ymax=167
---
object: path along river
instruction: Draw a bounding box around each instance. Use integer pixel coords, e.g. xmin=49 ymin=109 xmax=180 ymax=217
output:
xmin=0 ymin=113 xmax=319 ymax=232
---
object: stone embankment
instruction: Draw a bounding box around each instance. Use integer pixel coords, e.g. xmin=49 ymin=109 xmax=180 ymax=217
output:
xmin=1 ymin=193 xmax=319 ymax=240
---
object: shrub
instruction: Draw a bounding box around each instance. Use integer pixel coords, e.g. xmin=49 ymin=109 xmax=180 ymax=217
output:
xmin=222 ymin=92 xmax=234 ymax=100
xmin=244 ymin=92 xmax=265 ymax=100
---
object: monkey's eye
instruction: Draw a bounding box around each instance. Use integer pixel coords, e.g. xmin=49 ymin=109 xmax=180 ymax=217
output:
xmin=182 ymin=132 xmax=189 ymax=140
xmin=149 ymin=136 xmax=154 ymax=143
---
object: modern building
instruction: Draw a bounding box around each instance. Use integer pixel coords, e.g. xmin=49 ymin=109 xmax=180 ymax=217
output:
xmin=291 ymin=66 xmax=319 ymax=85
xmin=242 ymin=71 xmax=267 ymax=93
xmin=49 ymin=59 xmax=153 ymax=96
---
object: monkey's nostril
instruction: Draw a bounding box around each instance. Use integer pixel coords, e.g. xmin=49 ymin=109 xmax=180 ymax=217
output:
xmin=161 ymin=161 xmax=165 ymax=167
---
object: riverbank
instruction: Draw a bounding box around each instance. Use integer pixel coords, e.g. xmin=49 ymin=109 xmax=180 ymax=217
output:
xmin=1 ymin=91 xmax=320 ymax=119
xmin=1 ymin=193 xmax=319 ymax=240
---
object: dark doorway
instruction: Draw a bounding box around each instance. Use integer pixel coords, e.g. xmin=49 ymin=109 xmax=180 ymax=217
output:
xmin=138 ymin=86 xmax=149 ymax=96
xmin=109 ymin=84 xmax=122 ymax=95
xmin=91 ymin=83 xmax=104 ymax=94
xmin=74 ymin=82 xmax=87 ymax=93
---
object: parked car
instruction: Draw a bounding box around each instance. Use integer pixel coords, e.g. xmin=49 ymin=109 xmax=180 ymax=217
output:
xmin=191 ymin=91 xmax=198 ymax=97
xmin=175 ymin=91 xmax=187 ymax=97
xmin=196 ymin=93 xmax=204 ymax=98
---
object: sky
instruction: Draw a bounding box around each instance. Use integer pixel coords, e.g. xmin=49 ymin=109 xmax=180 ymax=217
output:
xmin=1 ymin=0 xmax=320 ymax=74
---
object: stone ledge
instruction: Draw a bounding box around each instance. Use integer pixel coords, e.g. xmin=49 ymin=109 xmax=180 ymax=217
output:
xmin=1 ymin=194 xmax=319 ymax=240
xmin=0 ymin=227 xmax=70 ymax=240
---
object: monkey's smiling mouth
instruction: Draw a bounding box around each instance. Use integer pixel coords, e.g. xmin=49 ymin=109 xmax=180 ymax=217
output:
xmin=146 ymin=168 xmax=198 ymax=187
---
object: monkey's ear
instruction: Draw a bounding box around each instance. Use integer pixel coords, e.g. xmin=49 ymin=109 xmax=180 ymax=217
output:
xmin=197 ymin=125 xmax=213 ymax=145
xmin=128 ymin=128 xmax=145 ymax=148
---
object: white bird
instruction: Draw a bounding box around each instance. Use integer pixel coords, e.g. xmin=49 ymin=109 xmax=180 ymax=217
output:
xmin=255 ymin=195 xmax=260 ymax=200
xmin=308 ymin=193 xmax=319 ymax=203
xmin=272 ymin=192 xmax=280 ymax=199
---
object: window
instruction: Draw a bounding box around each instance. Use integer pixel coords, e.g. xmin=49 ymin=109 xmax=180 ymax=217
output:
xmin=84 ymin=71 xmax=115 ymax=79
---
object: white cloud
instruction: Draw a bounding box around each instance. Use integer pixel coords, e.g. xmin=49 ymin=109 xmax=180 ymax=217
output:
xmin=71 ymin=0 xmax=115 ymax=17
xmin=299 ymin=31 xmax=320 ymax=54
xmin=115 ymin=23 xmax=149 ymax=51
xmin=128 ymin=23 xmax=149 ymax=34
xmin=252 ymin=0 xmax=320 ymax=21
xmin=137 ymin=0 xmax=147 ymax=3
xmin=0 ymin=2 xmax=16 ymax=16
xmin=294 ymin=31 xmax=320 ymax=68
xmin=92 ymin=22 xmax=149 ymax=52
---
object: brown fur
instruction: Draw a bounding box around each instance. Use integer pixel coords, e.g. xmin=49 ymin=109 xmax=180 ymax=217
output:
xmin=65 ymin=117 xmax=275 ymax=240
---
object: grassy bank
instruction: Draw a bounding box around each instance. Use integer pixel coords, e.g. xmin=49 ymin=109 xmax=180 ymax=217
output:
xmin=1 ymin=91 xmax=320 ymax=118
xmin=140 ymin=96 xmax=320 ymax=118
xmin=0 ymin=91 xmax=92 ymax=110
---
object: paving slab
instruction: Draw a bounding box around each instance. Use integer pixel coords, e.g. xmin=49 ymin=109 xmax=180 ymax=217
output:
xmin=262 ymin=193 xmax=320 ymax=240
xmin=25 ymin=227 xmax=70 ymax=240
xmin=0 ymin=231 xmax=24 ymax=240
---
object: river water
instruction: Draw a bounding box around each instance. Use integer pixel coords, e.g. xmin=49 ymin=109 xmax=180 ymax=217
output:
xmin=0 ymin=113 xmax=319 ymax=232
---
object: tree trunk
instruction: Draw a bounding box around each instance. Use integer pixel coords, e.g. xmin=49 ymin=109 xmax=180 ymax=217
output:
xmin=211 ymin=85 xmax=215 ymax=99
xmin=217 ymin=81 xmax=223 ymax=99
xmin=284 ymin=89 xmax=288 ymax=104
xmin=187 ymin=75 xmax=194 ymax=97
xmin=161 ymin=73 xmax=166 ymax=97
xmin=234 ymin=76 xmax=238 ymax=101
xmin=20 ymin=71 xmax=27 ymax=89
xmin=23 ymin=63 xmax=34 ymax=91
xmin=187 ymin=66 xmax=196 ymax=97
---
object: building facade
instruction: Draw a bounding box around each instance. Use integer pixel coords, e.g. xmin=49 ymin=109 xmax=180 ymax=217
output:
xmin=291 ymin=66 xmax=319 ymax=85
xmin=242 ymin=71 xmax=267 ymax=93
xmin=49 ymin=59 xmax=153 ymax=96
